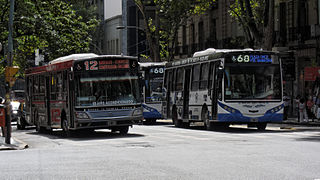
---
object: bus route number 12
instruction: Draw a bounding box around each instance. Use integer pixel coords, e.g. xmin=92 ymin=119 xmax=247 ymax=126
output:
xmin=85 ymin=60 xmax=98 ymax=70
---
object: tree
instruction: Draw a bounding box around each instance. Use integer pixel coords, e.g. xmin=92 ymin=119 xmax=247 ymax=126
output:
xmin=229 ymin=0 xmax=274 ymax=49
xmin=0 ymin=0 xmax=99 ymax=72
xmin=135 ymin=0 xmax=214 ymax=62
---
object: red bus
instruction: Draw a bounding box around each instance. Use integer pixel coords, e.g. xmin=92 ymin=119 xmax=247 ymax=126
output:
xmin=25 ymin=54 xmax=143 ymax=136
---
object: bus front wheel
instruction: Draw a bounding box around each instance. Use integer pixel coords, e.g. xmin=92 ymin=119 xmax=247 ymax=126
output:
xmin=257 ymin=123 xmax=267 ymax=131
xmin=119 ymin=126 xmax=129 ymax=135
xmin=112 ymin=126 xmax=129 ymax=134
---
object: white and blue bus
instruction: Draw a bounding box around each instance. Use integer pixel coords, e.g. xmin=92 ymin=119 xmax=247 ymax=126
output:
xmin=163 ymin=49 xmax=283 ymax=130
xmin=139 ymin=62 xmax=166 ymax=124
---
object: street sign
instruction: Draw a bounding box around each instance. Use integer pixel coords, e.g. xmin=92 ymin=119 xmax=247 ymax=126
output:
xmin=5 ymin=66 xmax=19 ymax=87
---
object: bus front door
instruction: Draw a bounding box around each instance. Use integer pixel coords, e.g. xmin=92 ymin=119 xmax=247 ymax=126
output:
xmin=166 ymin=71 xmax=173 ymax=118
xmin=182 ymin=69 xmax=191 ymax=119
xmin=210 ymin=62 xmax=218 ymax=119
xmin=45 ymin=76 xmax=51 ymax=127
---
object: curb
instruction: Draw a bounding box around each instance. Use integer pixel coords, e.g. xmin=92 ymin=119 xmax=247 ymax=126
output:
xmin=0 ymin=137 xmax=28 ymax=151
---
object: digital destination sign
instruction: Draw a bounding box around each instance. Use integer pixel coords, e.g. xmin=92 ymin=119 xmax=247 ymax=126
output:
xmin=230 ymin=54 xmax=273 ymax=63
xmin=75 ymin=59 xmax=136 ymax=71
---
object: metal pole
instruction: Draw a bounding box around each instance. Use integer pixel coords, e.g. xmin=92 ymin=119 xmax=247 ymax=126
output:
xmin=122 ymin=0 xmax=128 ymax=55
xmin=5 ymin=0 xmax=15 ymax=144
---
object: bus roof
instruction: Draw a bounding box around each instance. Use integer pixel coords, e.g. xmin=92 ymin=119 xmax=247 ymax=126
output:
xmin=49 ymin=53 xmax=99 ymax=65
xmin=26 ymin=54 xmax=138 ymax=75
xmin=166 ymin=48 xmax=278 ymax=68
xmin=138 ymin=62 xmax=166 ymax=68
xmin=193 ymin=48 xmax=256 ymax=57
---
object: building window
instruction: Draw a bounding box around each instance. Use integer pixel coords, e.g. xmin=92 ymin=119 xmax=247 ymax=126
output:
xmin=198 ymin=21 xmax=204 ymax=50
xmin=116 ymin=39 xmax=119 ymax=54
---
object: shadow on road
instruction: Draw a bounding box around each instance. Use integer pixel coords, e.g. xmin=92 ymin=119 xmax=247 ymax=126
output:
xmin=26 ymin=129 xmax=145 ymax=141
xmin=295 ymin=134 xmax=320 ymax=142
xmin=166 ymin=124 xmax=298 ymax=134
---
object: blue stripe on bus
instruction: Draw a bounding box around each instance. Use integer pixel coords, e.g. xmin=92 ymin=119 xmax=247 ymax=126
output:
xmin=217 ymin=113 xmax=283 ymax=122
xmin=142 ymin=104 xmax=162 ymax=119
xmin=217 ymin=101 xmax=283 ymax=122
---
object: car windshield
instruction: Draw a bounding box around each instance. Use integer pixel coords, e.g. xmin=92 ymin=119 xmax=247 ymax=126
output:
xmin=75 ymin=71 xmax=141 ymax=106
xmin=224 ymin=64 xmax=281 ymax=100
xmin=12 ymin=90 xmax=25 ymax=101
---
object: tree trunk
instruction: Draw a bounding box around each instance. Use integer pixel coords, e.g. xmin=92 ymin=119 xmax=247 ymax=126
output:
xmin=135 ymin=0 xmax=160 ymax=62
xmin=263 ymin=0 xmax=274 ymax=50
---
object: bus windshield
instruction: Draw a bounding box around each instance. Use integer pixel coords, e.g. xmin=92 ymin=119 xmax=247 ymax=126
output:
xmin=75 ymin=72 xmax=141 ymax=106
xmin=224 ymin=65 xmax=281 ymax=100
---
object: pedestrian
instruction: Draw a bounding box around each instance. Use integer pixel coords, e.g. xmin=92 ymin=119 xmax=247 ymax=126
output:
xmin=295 ymin=95 xmax=301 ymax=121
xmin=283 ymin=93 xmax=290 ymax=120
xmin=306 ymin=95 xmax=314 ymax=120
xmin=299 ymin=98 xmax=309 ymax=123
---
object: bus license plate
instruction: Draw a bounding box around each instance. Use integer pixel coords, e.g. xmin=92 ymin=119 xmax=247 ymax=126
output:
xmin=251 ymin=118 xmax=258 ymax=122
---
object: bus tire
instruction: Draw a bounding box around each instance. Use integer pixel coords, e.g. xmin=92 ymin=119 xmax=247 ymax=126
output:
xmin=144 ymin=118 xmax=156 ymax=125
xmin=17 ymin=117 xmax=26 ymax=130
xmin=119 ymin=126 xmax=129 ymax=135
xmin=257 ymin=123 xmax=267 ymax=131
xmin=172 ymin=107 xmax=183 ymax=128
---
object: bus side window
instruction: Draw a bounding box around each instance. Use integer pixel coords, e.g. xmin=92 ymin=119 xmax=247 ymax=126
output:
xmin=51 ymin=74 xmax=57 ymax=100
xmin=200 ymin=63 xmax=209 ymax=90
xmin=39 ymin=76 xmax=45 ymax=94
xmin=191 ymin=64 xmax=200 ymax=91
xmin=57 ymin=72 xmax=63 ymax=100
xmin=176 ymin=68 xmax=183 ymax=91
xmin=208 ymin=62 xmax=215 ymax=89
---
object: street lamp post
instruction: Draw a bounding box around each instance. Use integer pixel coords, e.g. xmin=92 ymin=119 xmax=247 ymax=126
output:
xmin=4 ymin=0 xmax=15 ymax=144
xmin=117 ymin=25 xmax=146 ymax=58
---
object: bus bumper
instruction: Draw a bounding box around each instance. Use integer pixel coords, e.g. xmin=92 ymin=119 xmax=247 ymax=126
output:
xmin=73 ymin=116 xmax=143 ymax=130
xmin=217 ymin=113 xmax=283 ymax=123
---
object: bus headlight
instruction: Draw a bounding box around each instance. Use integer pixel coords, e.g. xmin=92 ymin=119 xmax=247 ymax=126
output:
xmin=267 ymin=105 xmax=284 ymax=114
xmin=270 ymin=105 xmax=283 ymax=113
xmin=132 ymin=108 xmax=143 ymax=116
xmin=75 ymin=112 xmax=89 ymax=119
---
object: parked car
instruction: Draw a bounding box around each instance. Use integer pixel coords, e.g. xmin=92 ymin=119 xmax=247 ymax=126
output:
xmin=10 ymin=101 xmax=20 ymax=122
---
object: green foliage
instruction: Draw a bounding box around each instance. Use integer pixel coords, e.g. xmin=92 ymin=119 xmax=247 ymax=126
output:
xmin=0 ymin=0 xmax=99 ymax=73
xmin=135 ymin=0 xmax=215 ymax=61
xmin=229 ymin=0 xmax=268 ymax=47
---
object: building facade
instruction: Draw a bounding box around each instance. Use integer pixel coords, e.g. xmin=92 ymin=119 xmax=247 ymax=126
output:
xmin=91 ymin=0 xmax=122 ymax=55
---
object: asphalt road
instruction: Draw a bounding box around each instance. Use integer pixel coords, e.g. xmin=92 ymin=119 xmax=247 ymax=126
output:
xmin=0 ymin=121 xmax=319 ymax=180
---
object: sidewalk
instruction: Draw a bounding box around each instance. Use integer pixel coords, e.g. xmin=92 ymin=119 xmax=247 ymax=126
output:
xmin=281 ymin=117 xmax=320 ymax=126
xmin=0 ymin=136 xmax=28 ymax=151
